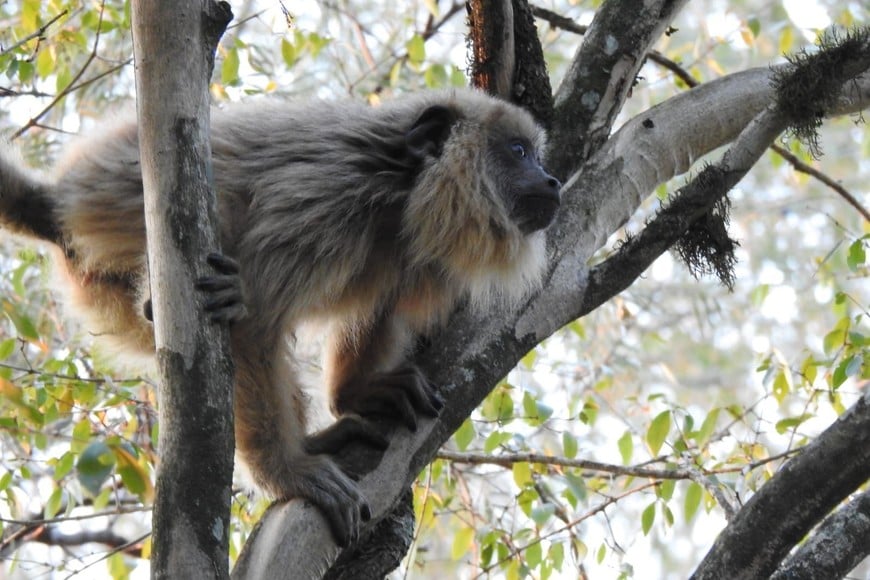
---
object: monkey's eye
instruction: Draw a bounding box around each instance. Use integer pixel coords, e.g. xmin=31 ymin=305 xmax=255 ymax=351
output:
xmin=510 ymin=141 xmax=527 ymax=159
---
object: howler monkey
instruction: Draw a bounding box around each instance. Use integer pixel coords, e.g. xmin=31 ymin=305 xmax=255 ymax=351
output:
xmin=0 ymin=89 xmax=561 ymax=545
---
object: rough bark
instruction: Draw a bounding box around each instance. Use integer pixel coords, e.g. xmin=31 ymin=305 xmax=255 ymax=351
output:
xmin=548 ymin=0 xmax=690 ymax=177
xmin=130 ymin=1 xmax=234 ymax=578
xmin=771 ymin=490 xmax=870 ymax=580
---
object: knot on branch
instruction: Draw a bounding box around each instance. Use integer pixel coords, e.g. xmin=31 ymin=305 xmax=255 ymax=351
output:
xmin=773 ymin=26 xmax=870 ymax=157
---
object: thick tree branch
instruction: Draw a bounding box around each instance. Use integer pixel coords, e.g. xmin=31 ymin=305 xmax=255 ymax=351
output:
xmin=233 ymin=52 xmax=870 ymax=580
xmin=691 ymin=390 xmax=870 ymax=579
xmin=518 ymin=68 xmax=870 ymax=341
xmin=131 ymin=1 xmax=234 ymax=578
xmin=548 ymin=0 xmax=690 ymax=178
xmin=466 ymin=0 xmax=515 ymax=98
xmin=770 ymin=490 xmax=870 ymax=580
xmin=533 ymin=5 xmax=870 ymax=221
xmin=509 ymin=0 xmax=554 ymax=125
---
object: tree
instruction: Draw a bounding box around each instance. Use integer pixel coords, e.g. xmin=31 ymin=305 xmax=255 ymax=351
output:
xmin=130 ymin=1 xmax=234 ymax=577
xmin=0 ymin=1 xmax=867 ymax=578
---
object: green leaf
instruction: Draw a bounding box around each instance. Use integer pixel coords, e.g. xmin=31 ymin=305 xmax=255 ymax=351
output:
xmin=772 ymin=369 xmax=792 ymax=403
xmin=0 ymin=339 xmax=15 ymax=360
xmin=525 ymin=540 xmax=543 ymax=567
xmin=562 ymin=432 xmax=578 ymax=459
xmin=646 ymin=411 xmax=671 ymax=456
xmin=549 ymin=542 xmax=564 ymax=570
xmin=775 ymin=414 xmax=813 ymax=434
xmin=53 ymin=451 xmax=75 ymax=480
xmin=617 ymin=430 xmax=633 ymax=464
xmin=823 ymin=318 xmax=849 ymax=356
xmin=658 ymin=478 xmax=675 ymax=501
xmin=833 ymin=355 xmax=862 ymax=389
xmin=484 ymin=431 xmax=511 ymax=453
xmin=36 ymin=47 xmax=54 ymax=79
xmin=454 ymin=418 xmax=475 ymax=451
xmin=281 ymin=38 xmax=297 ymax=67
xmin=747 ymin=17 xmax=761 ymax=37
xmin=451 ymin=526 xmax=474 ymax=560
xmin=406 ymin=35 xmax=425 ymax=63
xmin=45 ymin=487 xmax=64 ymax=519
xmin=520 ymin=348 xmax=537 ymax=369
xmin=76 ymin=441 xmax=115 ymax=496
xmin=696 ymin=408 xmax=720 ymax=445
xmin=684 ymin=482 xmax=702 ymax=522
xmin=222 ymin=47 xmax=240 ymax=85
xmin=846 ymin=239 xmax=866 ymax=272
xmin=641 ymin=502 xmax=656 ymax=535
xmin=512 ymin=461 xmax=533 ymax=488
xmin=530 ymin=503 xmax=555 ymax=527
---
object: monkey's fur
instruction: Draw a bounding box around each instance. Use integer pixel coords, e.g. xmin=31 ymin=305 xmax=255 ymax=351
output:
xmin=0 ymin=89 xmax=561 ymax=545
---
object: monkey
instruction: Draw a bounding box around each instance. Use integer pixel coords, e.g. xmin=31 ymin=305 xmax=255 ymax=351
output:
xmin=0 ymin=88 xmax=561 ymax=546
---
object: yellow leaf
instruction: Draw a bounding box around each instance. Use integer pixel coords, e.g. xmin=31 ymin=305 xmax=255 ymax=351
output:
xmin=451 ymin=526 xmax=474 ymax=560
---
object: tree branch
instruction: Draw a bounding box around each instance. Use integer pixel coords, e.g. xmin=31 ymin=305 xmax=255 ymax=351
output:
xmin=131 ymin=1 xmax=234 ymax=578
xmin=548 ymin=0 xmax=690 ymax=177
xmin=466 ymin=0 xmax=515 ymax=98
xmin=691 ymin=390 xmax=870 ymax=579
xmin=770 ymin=489 xmax=870 ymax=580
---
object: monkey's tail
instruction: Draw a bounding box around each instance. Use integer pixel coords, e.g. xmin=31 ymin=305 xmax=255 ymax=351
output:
xmin=0 ymin=150 xmax=63 ymax=245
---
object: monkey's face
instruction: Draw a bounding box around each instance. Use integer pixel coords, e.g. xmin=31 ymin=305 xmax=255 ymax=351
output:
xmin=491 ymin=137 xmax=562 ymax=235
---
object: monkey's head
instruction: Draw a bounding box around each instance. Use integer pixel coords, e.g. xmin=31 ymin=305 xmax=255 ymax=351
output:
xmin=402 ymin=90 xmax=560 ymax=299
xmin=405 ymin=96 xmax=561 ymax=238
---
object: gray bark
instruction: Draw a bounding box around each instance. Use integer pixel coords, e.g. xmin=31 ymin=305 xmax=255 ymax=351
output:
xmin=130 ymin=1 xmax=234 ymax=578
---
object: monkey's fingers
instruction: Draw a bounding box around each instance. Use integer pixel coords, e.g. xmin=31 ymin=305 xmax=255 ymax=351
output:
xmin=376 ymin=367 xmax=443 ymax=417
xmin=304 ymin=415 xmax=389 ymax=455
xmin=280 ymin=455 xmax=371 ymax=547
xmin=196 ymin=275 xmax=247 ymax=323
xmin=205 ymin=252 xmax=240 ymax=274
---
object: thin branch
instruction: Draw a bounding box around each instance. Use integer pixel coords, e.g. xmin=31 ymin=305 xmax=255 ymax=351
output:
xmin=11 ymin=3 xmax=107 ymax=140
xmin=771 ymin=143 xmax=870 ymax=221
xmin=437 ymin=449 xmax=796 ymax=482
xmin=480 ymin=481 xmax=660 ymax=575
xmin=0 ymin=10 xmax=68 ymax=56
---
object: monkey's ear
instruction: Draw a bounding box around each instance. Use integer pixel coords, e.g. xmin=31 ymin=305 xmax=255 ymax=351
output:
xmin=406 ymin=105 xmax=458 ymax=160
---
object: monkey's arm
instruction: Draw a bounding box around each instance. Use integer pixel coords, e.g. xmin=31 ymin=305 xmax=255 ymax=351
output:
xmin=325 ymin=310 xmax=443 ymax=431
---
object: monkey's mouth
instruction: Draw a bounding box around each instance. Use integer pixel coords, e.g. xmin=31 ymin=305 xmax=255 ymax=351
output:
xmin=513 ymin=193 xmax=560 ymax=234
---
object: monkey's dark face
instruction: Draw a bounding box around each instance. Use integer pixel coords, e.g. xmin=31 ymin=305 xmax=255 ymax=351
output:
xmin=492 ymin=138 xmax=562 ymax=235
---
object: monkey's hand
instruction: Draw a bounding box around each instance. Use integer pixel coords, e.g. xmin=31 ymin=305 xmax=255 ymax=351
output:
xmin=333 ymin=365 xmax=444 ymax=432
xmin=196 ymin=252 xmax=247 ymax=323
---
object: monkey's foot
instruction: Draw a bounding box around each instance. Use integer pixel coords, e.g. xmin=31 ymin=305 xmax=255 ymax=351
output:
xmin=334 ymin=365 xmax=444 ymax=432
xmin=268 ymin=453 xmax=372 ymax=547
xmin=196 ymin=252 xmax=247 ymax=323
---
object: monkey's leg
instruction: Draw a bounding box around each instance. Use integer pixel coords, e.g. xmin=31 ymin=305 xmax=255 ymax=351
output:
xmin=232 ymin=331 xmax=371 ymax=547
xmin=325 ymin=313 xmax=443 ymax=432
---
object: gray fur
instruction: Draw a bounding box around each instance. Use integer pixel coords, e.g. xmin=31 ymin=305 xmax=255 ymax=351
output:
xmin=0 ymin=88 xmax=558 ymax=545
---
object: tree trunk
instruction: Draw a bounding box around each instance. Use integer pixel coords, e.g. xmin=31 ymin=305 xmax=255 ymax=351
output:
xmin=130 ymin=1 xmax=234 ymax=578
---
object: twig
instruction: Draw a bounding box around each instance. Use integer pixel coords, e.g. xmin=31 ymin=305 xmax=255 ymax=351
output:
xmin=12 ymin=3 xmax=107 ymax=140
xmin=0 ymin=10 xmax=68 ymax=56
